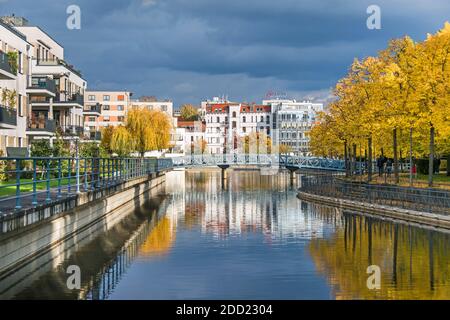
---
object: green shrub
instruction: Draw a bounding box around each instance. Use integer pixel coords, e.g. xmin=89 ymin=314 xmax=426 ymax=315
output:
xmin=415 ymin=158 xmax=441 ymax=174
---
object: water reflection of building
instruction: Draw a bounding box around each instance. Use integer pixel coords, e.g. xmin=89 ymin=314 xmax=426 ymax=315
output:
xmin=167 ymin=170 xmax=326 ymax=240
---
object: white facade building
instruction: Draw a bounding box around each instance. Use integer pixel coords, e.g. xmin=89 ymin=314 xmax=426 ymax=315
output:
xmin=204 ymin=100 xmax=272 ymax=154
xmin=0 ymin=19 xmax=31 ymax=154
xmin=202 ymin=97 xmax=323 ymax=155
xmin=12 ymin=21 xmax=87 ymax=147
xmin=264 ymin=99 xmax=323 ymax=156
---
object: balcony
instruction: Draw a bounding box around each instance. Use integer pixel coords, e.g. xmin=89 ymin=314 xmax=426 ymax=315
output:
xmin=27 ymin=78 xmax=56 ymax=97
xmin=0 ymin=105 xmax=17 ymax=128
xmin=0 ymin=51 xmax=16 ymax=80
xmin=57 ymin=125 xmax=84 ymax=136
xmin=54 ymin=92 xmax=84 ymax=108
xmin=27 ymin=119 xmax=56 ymax=136
xmin=36 ymin=58 xmax=83 ymax=78
xmin=83 ymin=103 xmax=102 ymax=116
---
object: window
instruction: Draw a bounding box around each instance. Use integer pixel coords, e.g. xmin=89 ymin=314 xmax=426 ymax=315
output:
xmin=118 ymin=116 xmax=125 ymax=122
xmin=117 ymin=105 xmax=124 ymax=111
xmin=232 ymin=121 xmax=236 ymax=128
xmin=103 ymin=95 xmax=110 ymax=101
xmin=243 ymin=127 xmax=246 ymax=133
xmin=18 ymin=94 xmax=23 ymax=117
xmin=243 ymin=116 xmax=246 ymax=123
xmin=216 ymin=117 xmax=220 ymax=123
xmin=88 ymin=95 xmax=95 ymax=101
xmin=103 ymin=116 xmax=110 ymax=122
xmin=18 ymin=51 xmax=22 ymax=74
xmin=161 ymin=105 xmax=167 ymax=112
xmin=232 ymin=111 xmax=237 ymax=118
xmin=88 ymin=117 xmax=95 ymax=122
xmin=103 ymin=105 xmax=110 ymax=110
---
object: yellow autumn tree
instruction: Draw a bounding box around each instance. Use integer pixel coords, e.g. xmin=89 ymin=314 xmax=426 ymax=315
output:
xmin=126 ymin=108 xmax=172 ymax=156
xmin=100 ymin=126 xmax=115 ymax=155
xmin=111 ymin=125 xmax=133 ymax=156
xmin=310 ymin=22 xmax=450 ymax=186
xmin=241 ymin=132 xmax=272 ymax=154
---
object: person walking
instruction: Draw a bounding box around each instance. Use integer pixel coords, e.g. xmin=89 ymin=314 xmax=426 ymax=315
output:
xmin=386 ymin=158 xmax=393 ymax=176
xmin=376 ymin=155 xmax=383 ymax=177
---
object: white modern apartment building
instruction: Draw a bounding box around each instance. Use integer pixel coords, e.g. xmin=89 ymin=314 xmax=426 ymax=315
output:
xmin=263 ymin=99 xmax=323 ymax=156
xmin=130 ymin=98 xmax=173 ymax=117
xmin=0 ymin=19 xmax=31 ymax=154
xmin=4 ymin=17 xmax=88 ymax=148
xmin=202 ymin=97 xmax=323 ymax=155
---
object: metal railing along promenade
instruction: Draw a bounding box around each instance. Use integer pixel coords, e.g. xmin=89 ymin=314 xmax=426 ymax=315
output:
xmin=0 ymin=157 xmax=173 ymax=213
xmin=300 ymin=173 xmax=450 ymax=215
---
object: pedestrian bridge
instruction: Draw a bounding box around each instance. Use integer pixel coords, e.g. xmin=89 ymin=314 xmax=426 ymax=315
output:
xmin=171 ymin=154 xmax=345 ymax=171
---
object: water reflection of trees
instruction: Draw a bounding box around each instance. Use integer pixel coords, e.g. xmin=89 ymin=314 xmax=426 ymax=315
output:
xmin=308 ymin=208 xmax=450 ymax=299
xmin=139 ymin=216 xmax=176 ymax=257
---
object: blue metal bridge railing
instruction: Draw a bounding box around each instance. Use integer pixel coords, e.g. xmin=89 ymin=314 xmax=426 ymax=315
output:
xmin=0 ymin=157 xmax=173 ymax=213
xmin=171 ymin=153 xmax=346 ymax=171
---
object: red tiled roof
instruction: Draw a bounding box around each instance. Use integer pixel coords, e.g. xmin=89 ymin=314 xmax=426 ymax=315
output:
xmin=177 ymin=120 xmax=196 ymax=128
xmin=240 ymin=104 xmax=271 ymax=113
xmin=206 ymin=103 xmax=271 ymax=113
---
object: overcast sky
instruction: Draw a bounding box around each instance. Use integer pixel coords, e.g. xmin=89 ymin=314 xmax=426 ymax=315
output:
xmin=2 ymin=0 xmax=450 ymax=107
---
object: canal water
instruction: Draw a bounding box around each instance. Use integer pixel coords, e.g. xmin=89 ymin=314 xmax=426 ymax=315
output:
xmin=1 ymin=169 xmax=449 ymax=299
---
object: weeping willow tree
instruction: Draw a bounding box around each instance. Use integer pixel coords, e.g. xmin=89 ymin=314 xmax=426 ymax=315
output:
xmin=100 ymin=126 xmax=114 ymax=155
xmin=126 ymin=108 xmax=171 ymax=156
xmin=111 ymin=126 xmax=133 ymax=156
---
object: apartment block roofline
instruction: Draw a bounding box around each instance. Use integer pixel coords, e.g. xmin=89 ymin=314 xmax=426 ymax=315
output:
xmin=13 ymin=24 xmax=65 ymax=49
xmin=86 ymin=89 xmax=133 ymax=94
xmin=0 ymin=19 xmax=27 ymax=41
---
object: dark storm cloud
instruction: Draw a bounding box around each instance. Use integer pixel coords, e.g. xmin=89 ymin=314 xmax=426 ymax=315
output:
xmin=2 ymin=0 xmax=450 ymax=104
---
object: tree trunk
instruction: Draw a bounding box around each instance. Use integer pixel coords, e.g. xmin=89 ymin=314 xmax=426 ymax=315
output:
xmin=393 ymin=128 xmax=399 ymax=184
xmin=368 ymin=136 xmax=373 ymax=182
xmin=348 ymin=145 xmax=353 ymax=177
xmin=352 ymin=144 xmax=357 ymax=176
xmin=344 ymin=140 xmax=348 ymax=177
xmin=428 ymin=126 xmax=435 ymax=187
xmin=447 ymin=154 xmax=450 ymax=177
xmin=409 ymin=127 xmax=413 ymax=187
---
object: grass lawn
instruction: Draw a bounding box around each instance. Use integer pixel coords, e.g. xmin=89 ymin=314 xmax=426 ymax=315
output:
xmin=347 ymin=172 xmax=450 ymax=190
xmin=403 ymin=173 xmax=450 ymax=183
xmin=0 ymin=178 xmax=73 ymax=197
